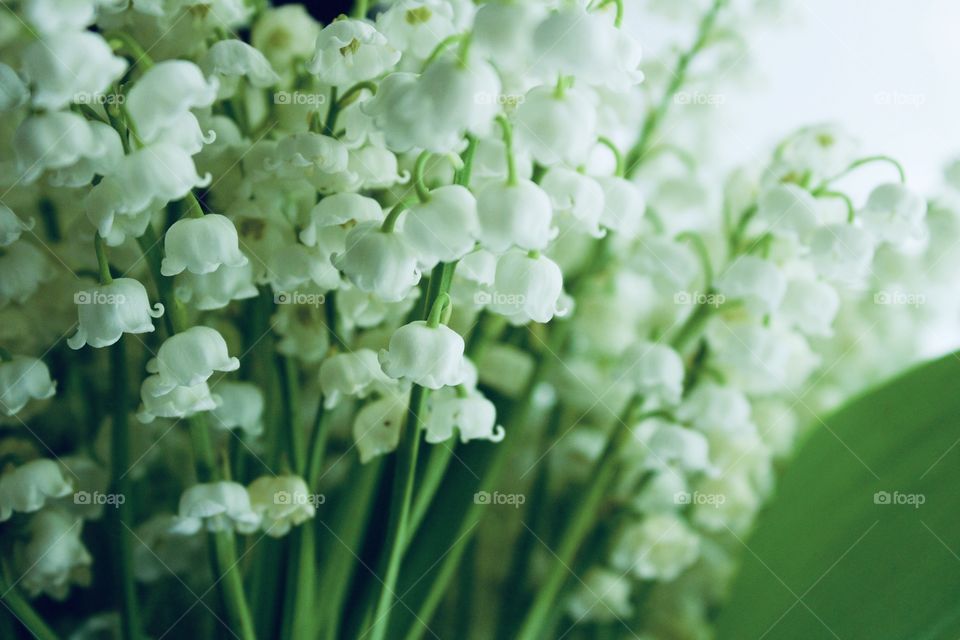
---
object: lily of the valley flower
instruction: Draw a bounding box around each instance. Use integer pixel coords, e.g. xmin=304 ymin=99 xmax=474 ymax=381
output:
xmin=248 ymin=475 xmax=315 ymax=537
xmin=621 ymin=342 xmax=685 ymax=406
xmin=424 ymin=389 xmax=504 ymax=444
xmin=0 ymin=459 xmax=73 ymax=521
xmin=859 ymin=182 xmax=927 ymax=247
xmin=379 ymin=320 xmax=467 ymax=389
xmin=170 ymin=481 xmax=261 ymax=535
xmin=136 ymin=375 xmax=219 ymax=423
xmin=402 ymin=185 xmax=481 ymax=268
xmin=0 ymin=204 xmax=33 ymax=246
xmin=16 ymin=509 xmax=92 ymax=600
xmin=486 ymin=250 xmax=568 ymax=325
xmin=476 ymin=179 xmax=555 ymax=252
xmin=209 ymin=381 xmax=264 ymax=436
xmin=126 ymin=60 xmax=219 ymax=143
xmin=161 ymin=213 xmax=248 ymax=276
xmin=307 ymin=18 xmax=400 ymax=87
xmin=21 ymin=31 xmax=127 ymax=110
xmin=514 ymin=86 xmax=596 ymax=167
xmin=320 ymin=349 xmax=398 ymax=409
xmin=68 ymin=278 xmax=164 ymax=349
xmin=0 ymin=354 xmax=56 ymax=415
xmin=334 ymin=222 xmax=421 ymax=302
xmin=146 ymin=326 xmax=240 ymax=394
xmin=715 ymin=256 xmax=786 ymax=316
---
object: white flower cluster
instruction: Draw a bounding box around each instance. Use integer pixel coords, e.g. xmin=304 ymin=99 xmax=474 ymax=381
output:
xmin=0 ymin=0 xmax=954 ymax=638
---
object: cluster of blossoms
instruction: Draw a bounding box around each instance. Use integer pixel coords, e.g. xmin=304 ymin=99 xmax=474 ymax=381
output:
xmin=0 ymin=0 xmax=955 ymax=638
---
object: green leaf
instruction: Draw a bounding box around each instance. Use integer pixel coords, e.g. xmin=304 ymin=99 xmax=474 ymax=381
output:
xmin=717 ymin=352 xmax=960 ymax=640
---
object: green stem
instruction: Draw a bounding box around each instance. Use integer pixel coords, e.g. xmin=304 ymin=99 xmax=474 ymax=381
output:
xmin=407 ymin=443 xmax=455 ymax=541
xmin=381 ymin=201 xmax=408 ymax=233
xmin=514 ymin=397 xmax=645 ymax=640
xmin=822 ymin=154 xmax=906 ymax=186
xmin=495 ymin=115 xmax=518 ymax=185
xmin=421 ymin=34 xmax=466 ymax=72
xmin=0 ymin=571 xmax=59 ymax=640
xmin=625 ymin=0 xmax=727 ymax=177
xmin=676 ymin=231 xmax=714 ymax=285
xmin=320 ymin=86 xmax=339 ymax=136
xmin=413 ymin=151 xmax=432 ymax=202
xmin=597 ymin=136 xmax=624 ymax=177
xmin=351 ymin=0 xmax=368 ymax=18
xmin=278 ymin=355 xmax=304 ymax=473
xmin=136 ymin=228 xmax=256 ymax=640
xmin=94 ymin=233 xmax=113 ymax=284
xmin=813 ymin=190 xmax=856 ymax=223
xmin=110 ymin=336 xmax=141 ymax=640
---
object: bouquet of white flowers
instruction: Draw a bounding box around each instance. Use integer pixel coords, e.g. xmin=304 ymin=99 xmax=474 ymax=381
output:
xmin=1 ymin=1 xmax=957 ymax=639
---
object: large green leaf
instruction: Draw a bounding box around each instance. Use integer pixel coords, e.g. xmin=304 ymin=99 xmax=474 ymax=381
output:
xmin=716 ymin=352 xmax=960 ymax=640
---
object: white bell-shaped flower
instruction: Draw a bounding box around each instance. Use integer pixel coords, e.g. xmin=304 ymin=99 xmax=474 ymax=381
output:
xmin=610 ymin=514 xmax=700 ymax=581
xmin=86 ymin=143 xmax=212 ymax=237
xmin=379 ymin=320 xmax=467 ymax=389
xmin=424 ymin=389 xmax=504 ymax=444
xmin=755 ymin=183 xmax=819 ymax=240
xmin=266 ymin=132 xmax=350 ymax=177
xmin=203 ymin=39 xmax=280 ymax=97
xmin=0 ymin=241 xmax=53 ymax=307
xmin=176 ymin=262 xmax=259 ymax=311
xmin=621 ymin=342 xmax=684 ymax=406
xmin=148 ymin=111 xmax=216 ymax=156
xmin=541 ymin=167 xmax=606 ymax=237
xmin=472 ymin=2 xmax=545 ymax=75
xmin=307 ymin=18 xmax=400 ymax=87
xmin=476 ymin=179 xmax=555 ymax=253
xmin=514 ymin=86 xmax=596 ymax=166
xmin=778 ymin=276 xmax=839 ymax=336
xmin=691 ymin=473 xmax=760 ymax=534
xmin=251 ymin=5 xmax=321 ymax=68
xmin=776 ymin=124 xmax=858 ymax=181
xmin=0 ymin=63 xmax=28 ymax=112
xmin=859 ymin=182 xmax=927 ymax=247
xmin=126 ymin=61 xmax=219 ymax=143
xmin=68 ymin=278 xmax=164 ymax=350
xmin=809 ymin=223 xmax=876 ymax=287
xmin=48 ymin=120 xmax=125 ymax=188
xmin=0 ymin=355 xmax=56 ymax=415
xmin=161 ymin=213 xmax=248 ymax=276
xmin=320 ymin=349 xmax=397 ymax=409
xmin=630 ymin=417 xmax=711 ymax=474
xmin=715 ymin=256 xmax=786 ymax=316
xmin=170 ymin=481 xmax=261 ymax=535
xmin=403 ymin=185 xmax=480 ymax=269
xmin=334 ymin=222 xmax=421 ymax=302
xmin=21 ymin=0 xmax=98 ymax=33
xmin=532 ymin=4 xmax=619 ymax=81
xmin=21 ymin=31 xmax=127 ymax=110
xmin=16 ymin=510 xmax=92 ymax=600
xmin=676 ymin=382 xmax=753 ymax=434
xmin=365 ymin=56 xmax=501 ymax=153
xmin=353 ymin=393 xmax=407 ymax=463
xmin=0 ymin=204 xmax=33 ymax=247
xmin=300 ymin=193 xmax=383 ymax=247
xmin=596 ymin=176 xmax=645 ymax=239
xmin=631 ymin=238 xmax=700 ymax=296
xmin=0 ymin=459 xmax=73 ymax=521
xmin=209 ymin=381 xmax=264 ymax=436
xmin=14 ymin=111 xmax=99 ymax=184
xmin=566 ymin=568 xmax=633 ymax=623
xmin=248 ymin=475 xmax=315 ymax=537
xmin=487 ymin=250 xmax=568 ymax=325
xmin=146 ymin=326 xmax=240 ymax=395
xmin=707 ymin=320 xmax=819 ymax=394
xmin=136 ymin=376 xmax=219 ymax=423
xmin=376 ymin=0 xmax=458 ymax=60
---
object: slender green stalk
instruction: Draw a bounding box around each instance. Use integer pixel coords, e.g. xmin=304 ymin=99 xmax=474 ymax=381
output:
xmin=625 ymin=0 xmax=727 ymax=177
xmin=407 ymin=443 xmax=456 ymax=541
xmin=136 ymin=224 xmax=256 ymax=640
xmin=0 ymin=572 xmax=59 ymax=640
xmin=110 ymin=336 xmax=141 ymax=640
xmin=351 ymin=0 xmax=368 ymax=18
xmin=514 ymin=397 xmax=644 ymax=640
xmin=94 ymin=233 xmax=113 ymax=284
